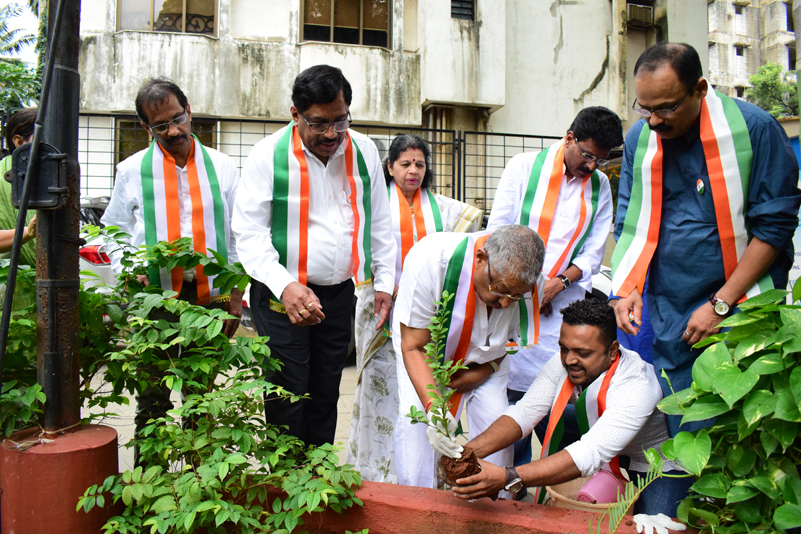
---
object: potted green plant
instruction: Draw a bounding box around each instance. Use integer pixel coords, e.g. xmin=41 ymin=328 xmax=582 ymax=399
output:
xmin=657 ymin=288 xmax=801 ymax=533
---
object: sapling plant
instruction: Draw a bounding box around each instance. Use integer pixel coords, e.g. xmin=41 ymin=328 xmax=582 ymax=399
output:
xmin=406 ymin=291 xmax=467 ymax=440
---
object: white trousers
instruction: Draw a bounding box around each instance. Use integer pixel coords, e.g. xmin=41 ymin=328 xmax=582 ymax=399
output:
xmin=394 ymin=356 xmax=514 ymax=488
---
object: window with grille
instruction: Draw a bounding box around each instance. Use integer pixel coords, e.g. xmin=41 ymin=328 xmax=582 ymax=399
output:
xmin=115 ymin=117 xmax=217 ymax=166
xmin=451 ymin=0 xmax=474 ymax=20
xmin=302 ymin=0 xmax=390 ymax=48
xmin=117 ymin=0 xmax=217 ymax=36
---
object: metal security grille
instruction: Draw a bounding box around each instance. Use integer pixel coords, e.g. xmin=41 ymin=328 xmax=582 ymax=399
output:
xmin=76 ymin=115 xmax=457 ymax=200
xmin=76 ymin=114 xmax=577 ymax=218
xmin=451 ymin=0 xmax=474 ymax=20
xmin=460 ymin=131 xmax=561 ymax=213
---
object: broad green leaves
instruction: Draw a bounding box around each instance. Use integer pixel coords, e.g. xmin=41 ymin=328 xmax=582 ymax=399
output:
xmin=660 ymin=293 xmax=801 ymax=533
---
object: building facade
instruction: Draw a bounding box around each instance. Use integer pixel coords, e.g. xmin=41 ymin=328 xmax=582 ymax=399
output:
xmin=78 ymin=0 xmax=707 ymax=208
xmin=708 ymin=0 xmax=796 ymax=99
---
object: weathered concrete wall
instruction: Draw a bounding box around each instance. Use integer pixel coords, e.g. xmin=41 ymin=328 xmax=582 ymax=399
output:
xmin=79 ymin=0 xmax=421 ymax=125
xmin=418 ymin=0 xmax=505 ymax=110
xmin=664 ymin=0 xmax=709 ymax=76
xmin=488 ymin=1 xmax=617 ymax=137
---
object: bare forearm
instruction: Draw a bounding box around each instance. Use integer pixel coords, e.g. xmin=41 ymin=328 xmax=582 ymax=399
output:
xmin=716 ymin=237 xmax=779 ymax=304
xmin=400 ymin=324 xmax=436 ymax=406
xmin=467 ymin=415 xmax=523 ymax=458
xmin=561 ymin=264 xmax=583 ymax=285
xmin=517 ymin=450 xmax=581 ymax=488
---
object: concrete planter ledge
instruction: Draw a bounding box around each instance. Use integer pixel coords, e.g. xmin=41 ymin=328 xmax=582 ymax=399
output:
xmin=297 ymin=480 xmax=644 ymax=534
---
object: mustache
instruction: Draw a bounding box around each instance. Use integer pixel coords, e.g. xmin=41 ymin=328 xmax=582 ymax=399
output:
xmin=650 ymin=123 xmax=673 ymax=133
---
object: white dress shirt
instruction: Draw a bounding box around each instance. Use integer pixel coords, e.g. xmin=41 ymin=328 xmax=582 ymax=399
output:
xmin=504 ymin=347 xmax=679 ymax=476
xmin=486 ymin=151 xmax=613 ymax=391
xmin=392 ymin=232 xmax=519 ymax=366
xmin=232 ymin=125 xmax=395 ymax=299
xmin=101 ymin=145 xmax=240 ymax=276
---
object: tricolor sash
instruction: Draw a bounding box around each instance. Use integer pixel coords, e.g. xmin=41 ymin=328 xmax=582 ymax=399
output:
xmin=516 ymin=139 xmax=597 ymax=346
xmin=272 ymin=124 xmax=373 ymax=288
xmin=141 ymin=134 xmax=228 ymax=305
xmin=519 ymin=138 xmax=603 ymax=280
xmin=439 ymin=232 xmax=541 ymax=420
xmin=611 ymin=87 xmax=772 ymax=300
xmin=534 ymin=356 xmax=622 ymax=504
xmin=388 ymin=181 xmax=443 ymax=282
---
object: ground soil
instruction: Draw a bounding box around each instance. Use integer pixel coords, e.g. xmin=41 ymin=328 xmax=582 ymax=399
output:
xmin=439 ymin=446 xmax=481 ymax=485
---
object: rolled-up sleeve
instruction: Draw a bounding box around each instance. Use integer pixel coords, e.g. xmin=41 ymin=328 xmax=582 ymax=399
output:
xmin=745 ymin=117 xmax=801 ymax=251
xmin=503 ymin=355 xmax=561 ymax=437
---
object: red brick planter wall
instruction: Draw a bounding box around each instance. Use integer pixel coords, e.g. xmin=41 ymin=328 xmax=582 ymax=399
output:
xmin=298 ymin=481 xmax=643 ymax=534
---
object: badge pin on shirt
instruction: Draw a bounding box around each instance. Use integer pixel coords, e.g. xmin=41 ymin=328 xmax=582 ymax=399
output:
xmin=696 ymin=179 xmax=705 ymax=195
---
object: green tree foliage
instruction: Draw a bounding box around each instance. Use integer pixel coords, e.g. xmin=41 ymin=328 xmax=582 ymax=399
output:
xmin=0 ymin=3 xmax=36 ymax=62
xmin=745 ymin=63 xmax=798 ymax=118
xmin=0 ymin=60 xmax=40 ymax=110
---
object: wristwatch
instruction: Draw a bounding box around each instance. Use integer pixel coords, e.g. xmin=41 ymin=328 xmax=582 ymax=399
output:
xmin=504 ymin=466 xmax=524 ymax=494
xmin=556 ymin=274 xmax=571 ymax=290
xmin=709 ymin=294 xmax=731 ymax=316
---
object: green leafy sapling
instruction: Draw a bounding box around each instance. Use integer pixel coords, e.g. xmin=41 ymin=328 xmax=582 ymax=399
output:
xmin=406 ymin=291 xmax=468 ymax=440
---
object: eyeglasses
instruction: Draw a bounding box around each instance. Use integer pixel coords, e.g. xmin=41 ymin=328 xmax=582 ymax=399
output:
xmin=632 ymin=91 xmax=691 ymax=119
xmin=298 ymin=110 xmax=352 ymax=135
xmin=575 ymin=139 xmax=610 ymax=166
xmin=148 ymin=111 xmax=189 ymax=134
xmin=486 ymin=252 xmax=531 ymax=301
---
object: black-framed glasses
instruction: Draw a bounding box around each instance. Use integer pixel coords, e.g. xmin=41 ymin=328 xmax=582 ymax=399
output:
xmin=298 ymin=110 xmax=352 ymax=135
xmin=632 ymin=91 xmax=691 ymax=119
xmin=486 ymin=252 xmax=531 ymax=301
xmin=575 ymin=139 xmax=611 ymax=166
xmin=148 ymin=111 xmax=189 ymax=134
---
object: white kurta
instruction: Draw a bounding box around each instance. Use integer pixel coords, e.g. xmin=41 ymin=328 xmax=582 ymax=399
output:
xmin=346 ymin=193 xmax=482 ymax=483
xmin=102 ymin=144 xmax=240 ymax=276
xmin=487 ymin=152 xmax=613 ymax=391
xmin=392 ymin=232 xmax=518 ymax=489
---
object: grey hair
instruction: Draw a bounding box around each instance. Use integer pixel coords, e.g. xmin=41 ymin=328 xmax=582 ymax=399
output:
xmin=484 ymin=225 xmax=544 ymax=287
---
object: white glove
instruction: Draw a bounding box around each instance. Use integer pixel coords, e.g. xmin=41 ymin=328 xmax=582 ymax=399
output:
xmin=633 ymin=513 xmax=686 ymax=534
xmin=425 ymin=410 xmax=463 ymax=458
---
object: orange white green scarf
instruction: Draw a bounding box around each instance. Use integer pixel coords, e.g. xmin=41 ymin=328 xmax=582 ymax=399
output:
xmin=611 ymin=88 xmax=772 ymax=300
xmin=439 ymin=232 xmax=542 ymax=420
xmin=519 ymin=138 xmax=603 ymax=280
xmin=534 ymin=356 xmax=622 ymax=505
xmin=272 ymin=124 xmax=373 ymax=288
xmin=141 ymin=134 xmax=228 ymax=305
xmin=388 ymin=181 xmax=443 ymax=282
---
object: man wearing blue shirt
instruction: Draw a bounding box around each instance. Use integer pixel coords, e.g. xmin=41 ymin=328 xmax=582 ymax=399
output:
xmin=612 ymin=43 xmax=800 ymax=438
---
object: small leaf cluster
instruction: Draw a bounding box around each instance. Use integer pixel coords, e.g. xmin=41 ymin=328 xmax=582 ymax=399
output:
xmin=406 ymin=291 xmax=468 ymax=439
xmin=657 ymin=289 xmax=801 ymax=533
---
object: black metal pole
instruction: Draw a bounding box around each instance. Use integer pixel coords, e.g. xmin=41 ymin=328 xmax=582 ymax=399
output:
xmin=37 ymin=0 xmax=82 ymax=432
xmin=0 ymin=0 xmax=67 ymax=395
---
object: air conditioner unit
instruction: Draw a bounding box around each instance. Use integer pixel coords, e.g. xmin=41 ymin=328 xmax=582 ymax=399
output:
xmin=627 ymin=4 xmax=654 ymax=25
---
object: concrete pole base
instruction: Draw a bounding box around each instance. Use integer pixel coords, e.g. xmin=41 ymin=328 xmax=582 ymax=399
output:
xmin=0 ymin=424 xmax=119 ymax=534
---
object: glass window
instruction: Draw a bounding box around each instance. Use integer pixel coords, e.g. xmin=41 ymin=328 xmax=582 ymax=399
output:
xmin=303 ymin=0 xmax=390 ymax=48
xmin=117 ymin=0 xmax=217 ymax=36
xmin=115 ymin=117 xmax=217 ymax=167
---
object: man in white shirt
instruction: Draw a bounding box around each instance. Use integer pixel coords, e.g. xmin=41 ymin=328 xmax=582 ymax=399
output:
xmin=486 ymin=106 xmax=621 ymax=466
xmin=232 ymin=65 xmax=395 ymax=446
xmin=448 ymin=298 xmax=683 ymax=517
xmin=102 ymin=78 xmax=242 ymax=464
xmin=393 ymin=225 xmax=544 ymax=489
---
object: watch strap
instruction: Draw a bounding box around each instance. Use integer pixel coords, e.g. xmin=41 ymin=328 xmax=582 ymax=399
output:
xmin=504 ymin=466 xmax=523 ymax=493
xmin=488 ymin=360 xmax=500 ymax=372
xmin=556 ymin=274 xmax=570 ymax=290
